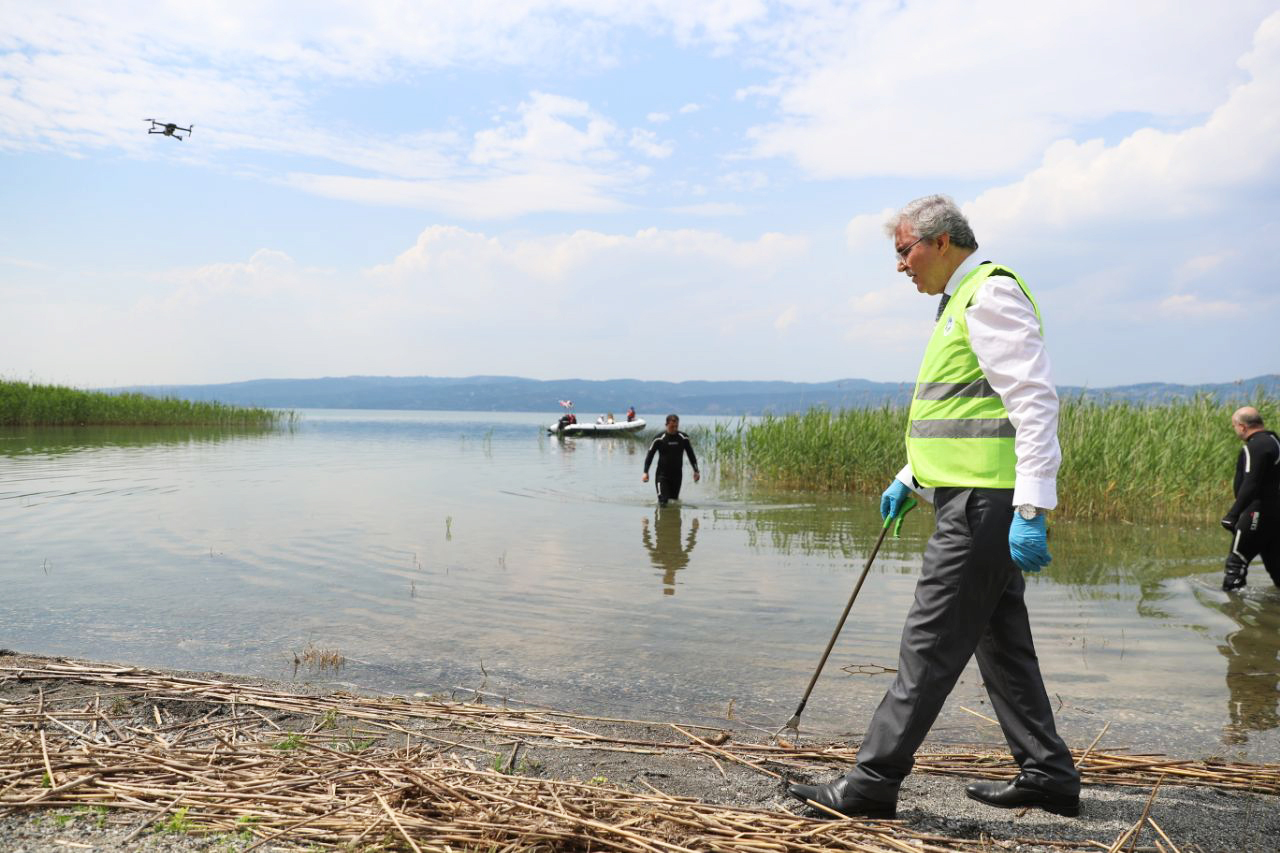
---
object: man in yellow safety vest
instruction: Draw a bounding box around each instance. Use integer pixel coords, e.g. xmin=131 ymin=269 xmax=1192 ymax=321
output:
xmin=787 ymin=195 xmax=1080 ymax=819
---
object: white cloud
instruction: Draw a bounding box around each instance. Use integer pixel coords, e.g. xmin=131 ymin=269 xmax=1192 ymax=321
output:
xmin=646 ymin=111 xmax=670 ymax=123
xmin=668 ymin=202 xmax=746 ymax=216
xmin=0 ymin=2 xmax=764 ymax=156
xmin=1158 ymin=294 xmax=1241 ymax=318
xmin=678 ymin=102 xmax=700 ymax=114
xmin=842 ymin=13 xmax=1280 ymax=334
xmin=744 ymin=2 xmax=1274 ymax=179
xmin=968 ymin=10 xmax=1280 ymax=239
xmin=0 ymin=223 xmax=812 ymax=384
xmin=0 ymin=3 xmax=766 ymax=92
xmin=284 ymin=168 xmax=630 ymax=218
xmin=840 ymin=284 xmax=932 ymax=354
xmin=310 ymin=223 xmax=832 ymax=382
xmin=153 ymin=250 xmax=317 ymax=305
xmin=734 ymin=82 xmax=781 ymax=102
xmin=718 ymin=170 xmax=768 ymax=191
xmin=629 ymin=128 xmax=674 ymax=159
xmin=372 ymin=224 xmax=806 ymax=283
xmin=278 ymin=91 xmax=648 ymax=217
xmin=0 ymin=3 xmax=762 ymax=216
xmin=0 ymin=256 xmax=50 ymax=270
xmin=1173 ymin=252 xmax=1232 ymax=287
xmin=845 ymin=208 xmax=894 ymax=250
xmin=472 ymin=92 xmax=617 ymax=165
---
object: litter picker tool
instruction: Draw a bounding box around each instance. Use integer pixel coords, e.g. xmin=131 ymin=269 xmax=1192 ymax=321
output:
xmin=772 ymin=497 xmax=917 ymax=741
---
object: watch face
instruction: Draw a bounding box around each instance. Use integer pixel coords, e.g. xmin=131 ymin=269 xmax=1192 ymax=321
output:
xmin=1018 ymin=504 xmax=1037 ymax=520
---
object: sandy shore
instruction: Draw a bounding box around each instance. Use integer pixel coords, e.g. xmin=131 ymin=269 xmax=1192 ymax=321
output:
xmin=1 ymin=650 xmax=1276 ymax=852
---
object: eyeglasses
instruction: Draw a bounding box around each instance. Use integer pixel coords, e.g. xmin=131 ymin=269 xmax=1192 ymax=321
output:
xmin=895 ymin=236 xmax=926 ymax=260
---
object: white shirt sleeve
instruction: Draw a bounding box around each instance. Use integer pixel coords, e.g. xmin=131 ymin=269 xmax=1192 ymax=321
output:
xmin=895 ymin=463 xmax=935 ymax=505
xmin=967 ymin=276 xmax=1060 ymax=510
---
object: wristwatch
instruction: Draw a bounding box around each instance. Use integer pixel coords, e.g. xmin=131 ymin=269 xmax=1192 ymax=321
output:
xmin=1016 ymin=504 xmax=1041 ymax=520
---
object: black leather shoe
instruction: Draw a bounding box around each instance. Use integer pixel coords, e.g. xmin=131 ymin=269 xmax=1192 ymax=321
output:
xmin=785 ymin=775 xmax=896 ymax=819
xmin=965 ymin=775 xmax=1080 ymax=817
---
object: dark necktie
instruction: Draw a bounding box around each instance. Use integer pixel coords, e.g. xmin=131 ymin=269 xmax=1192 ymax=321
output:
xmin=935 ymin=293 xmax=951 ymax=321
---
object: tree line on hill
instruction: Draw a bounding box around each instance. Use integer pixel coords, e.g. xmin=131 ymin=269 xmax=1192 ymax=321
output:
xmin=111 ymin=374 xmax=1280 ymax=415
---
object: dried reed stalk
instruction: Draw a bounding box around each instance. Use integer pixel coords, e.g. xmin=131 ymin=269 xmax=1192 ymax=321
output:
xmin=2 ymin=660 xmax=1273 ymax=851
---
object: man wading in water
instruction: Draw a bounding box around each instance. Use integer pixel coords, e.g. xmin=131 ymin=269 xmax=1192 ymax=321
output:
xmin=1221 ymin=406 xmax=1280 ymax=591
xmin=642 ymin=414 xmax=700 ymax=506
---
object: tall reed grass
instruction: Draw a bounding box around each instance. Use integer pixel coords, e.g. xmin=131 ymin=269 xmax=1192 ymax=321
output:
xmin=0 ymin=380 xmax=293 ymax=428
xmin=700 ymin=394 xmax=1269 ymax=523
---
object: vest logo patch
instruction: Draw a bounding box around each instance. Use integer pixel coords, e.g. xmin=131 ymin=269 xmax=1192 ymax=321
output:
xmin=943 ymin=316 xmax=955 ymax=336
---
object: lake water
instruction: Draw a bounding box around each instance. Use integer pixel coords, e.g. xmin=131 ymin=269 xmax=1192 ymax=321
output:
xmin=1 ymin=410 xmax=1276 ymax=762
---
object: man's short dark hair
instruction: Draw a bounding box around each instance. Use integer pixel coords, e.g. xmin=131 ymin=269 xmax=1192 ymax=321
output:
xmin=666 ymin=414 xmax=679 ymax=424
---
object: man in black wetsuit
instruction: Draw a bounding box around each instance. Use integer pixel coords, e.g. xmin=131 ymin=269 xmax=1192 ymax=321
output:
xmin=1222 ymin=406 xmax=1280 ymax=591
xmin=642 ymin=414 xmax=700 ymax=505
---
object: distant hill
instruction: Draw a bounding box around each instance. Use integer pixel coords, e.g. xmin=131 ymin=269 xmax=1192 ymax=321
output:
xmin=111 ymin=374 xmax=1280 ymax=415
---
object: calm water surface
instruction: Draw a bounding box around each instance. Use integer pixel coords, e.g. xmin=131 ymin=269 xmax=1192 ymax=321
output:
xmin=1 ymin=410 xmax=1276 ymax=762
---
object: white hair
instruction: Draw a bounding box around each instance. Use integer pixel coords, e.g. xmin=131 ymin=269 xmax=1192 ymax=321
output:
xmin=884 ymin=194 xmax=978 ymax=250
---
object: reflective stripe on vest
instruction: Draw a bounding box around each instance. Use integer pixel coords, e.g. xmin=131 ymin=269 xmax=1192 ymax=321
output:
xmin=905 ymin=263 xmax=1041 ymax=489
xmin=909 ymin=418 xmax=1016 ymax=439
xmin=913 ymin=378 xmax=998 ymax=401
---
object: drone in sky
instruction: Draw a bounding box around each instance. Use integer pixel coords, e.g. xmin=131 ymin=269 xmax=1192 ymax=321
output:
xmin=145 ymin=119 xmax=194 ymax=141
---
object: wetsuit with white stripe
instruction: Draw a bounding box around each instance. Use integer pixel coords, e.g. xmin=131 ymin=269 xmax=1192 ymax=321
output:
xmin=1222 ymin=429 xmax=1280 ymax=590
xmin=644 ymin=431 xmax=699 ymax=505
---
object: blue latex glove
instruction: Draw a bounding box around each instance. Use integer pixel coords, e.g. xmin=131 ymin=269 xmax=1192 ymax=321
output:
xmin=880 ymin=479 xmax=912 ymax=522
xmin=1009 ymin=514 xmax=1052 ymax=573
xmin=884 ymin=496 xmax=918 ymax=538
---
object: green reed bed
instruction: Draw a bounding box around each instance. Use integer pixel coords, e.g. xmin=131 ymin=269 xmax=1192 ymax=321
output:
xmin=701 ymin=395 xmax=1270 ymax=524
xmin=698 ymin=405 xmax=905 ymax=497
xmin=1054 ymin=394 xmax=1244 ymax=522
xmin=0 ymin=380 xmax=293 ymax=427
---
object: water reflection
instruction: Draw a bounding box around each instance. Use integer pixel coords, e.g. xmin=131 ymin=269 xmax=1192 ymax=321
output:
xmin=1194 ymin=588 xmax=1280 ymax=743
xmin=699 ymin=498 xmax=1227 ymax=576
xmin=703 ymin=496 xmax=923 ymax=563
xmin=1048 ymin=519 xmax=1224 ymax=590
xmin=641 ymin=506 xmax=699 ymax=595
xmin=550 ymin=435 xmax=643 ymax=459
xmin=0 ymin=425 xmax=280 ymax=456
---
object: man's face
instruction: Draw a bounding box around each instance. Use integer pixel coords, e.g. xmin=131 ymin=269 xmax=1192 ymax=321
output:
xmin=666 ymin=419 xmax=679 ymax=434
xmin=1232 ymin=418 xmax=1248 ymax=440
xmin=893 ymin=221 xmax=948 ymax=296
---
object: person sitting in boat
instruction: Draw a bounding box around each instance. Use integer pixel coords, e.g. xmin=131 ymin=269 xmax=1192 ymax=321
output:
xmin=596 ymin=415 xmax=605 ymax=424
xmin=607 ymin=413 xmax=616 ymax=424
xmin=568 ymin=413 xmax=577 ymax=424
xmin=557 ymin=413 xmax=573 ymax=430
xmin=627 ymin=407 xmax=636 ymax=422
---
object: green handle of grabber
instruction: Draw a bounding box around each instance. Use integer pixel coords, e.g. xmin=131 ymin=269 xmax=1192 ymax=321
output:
xmin=882 ymin=496 xmax=918 ymax=538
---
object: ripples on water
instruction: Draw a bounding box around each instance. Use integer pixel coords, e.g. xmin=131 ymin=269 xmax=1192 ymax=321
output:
xmin=1 ymin=410 xmax=1276 ymax=761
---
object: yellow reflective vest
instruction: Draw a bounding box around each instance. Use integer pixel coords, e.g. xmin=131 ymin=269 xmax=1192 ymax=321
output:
xmin=905 ymin=263 xmax=1042 ymax=489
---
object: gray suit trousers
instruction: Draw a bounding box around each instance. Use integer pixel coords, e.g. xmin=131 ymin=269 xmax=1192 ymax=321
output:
xmin=845 ymin=486 xmax=1079 ymax=801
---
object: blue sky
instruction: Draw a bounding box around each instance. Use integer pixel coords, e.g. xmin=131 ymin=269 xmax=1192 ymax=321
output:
xmin=2 ymin=1 xmax=1277 ymax=389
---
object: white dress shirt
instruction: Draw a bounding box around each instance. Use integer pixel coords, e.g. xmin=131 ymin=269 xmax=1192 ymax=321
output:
xmin=896 ymin=253 xmax=1061 ymax=510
